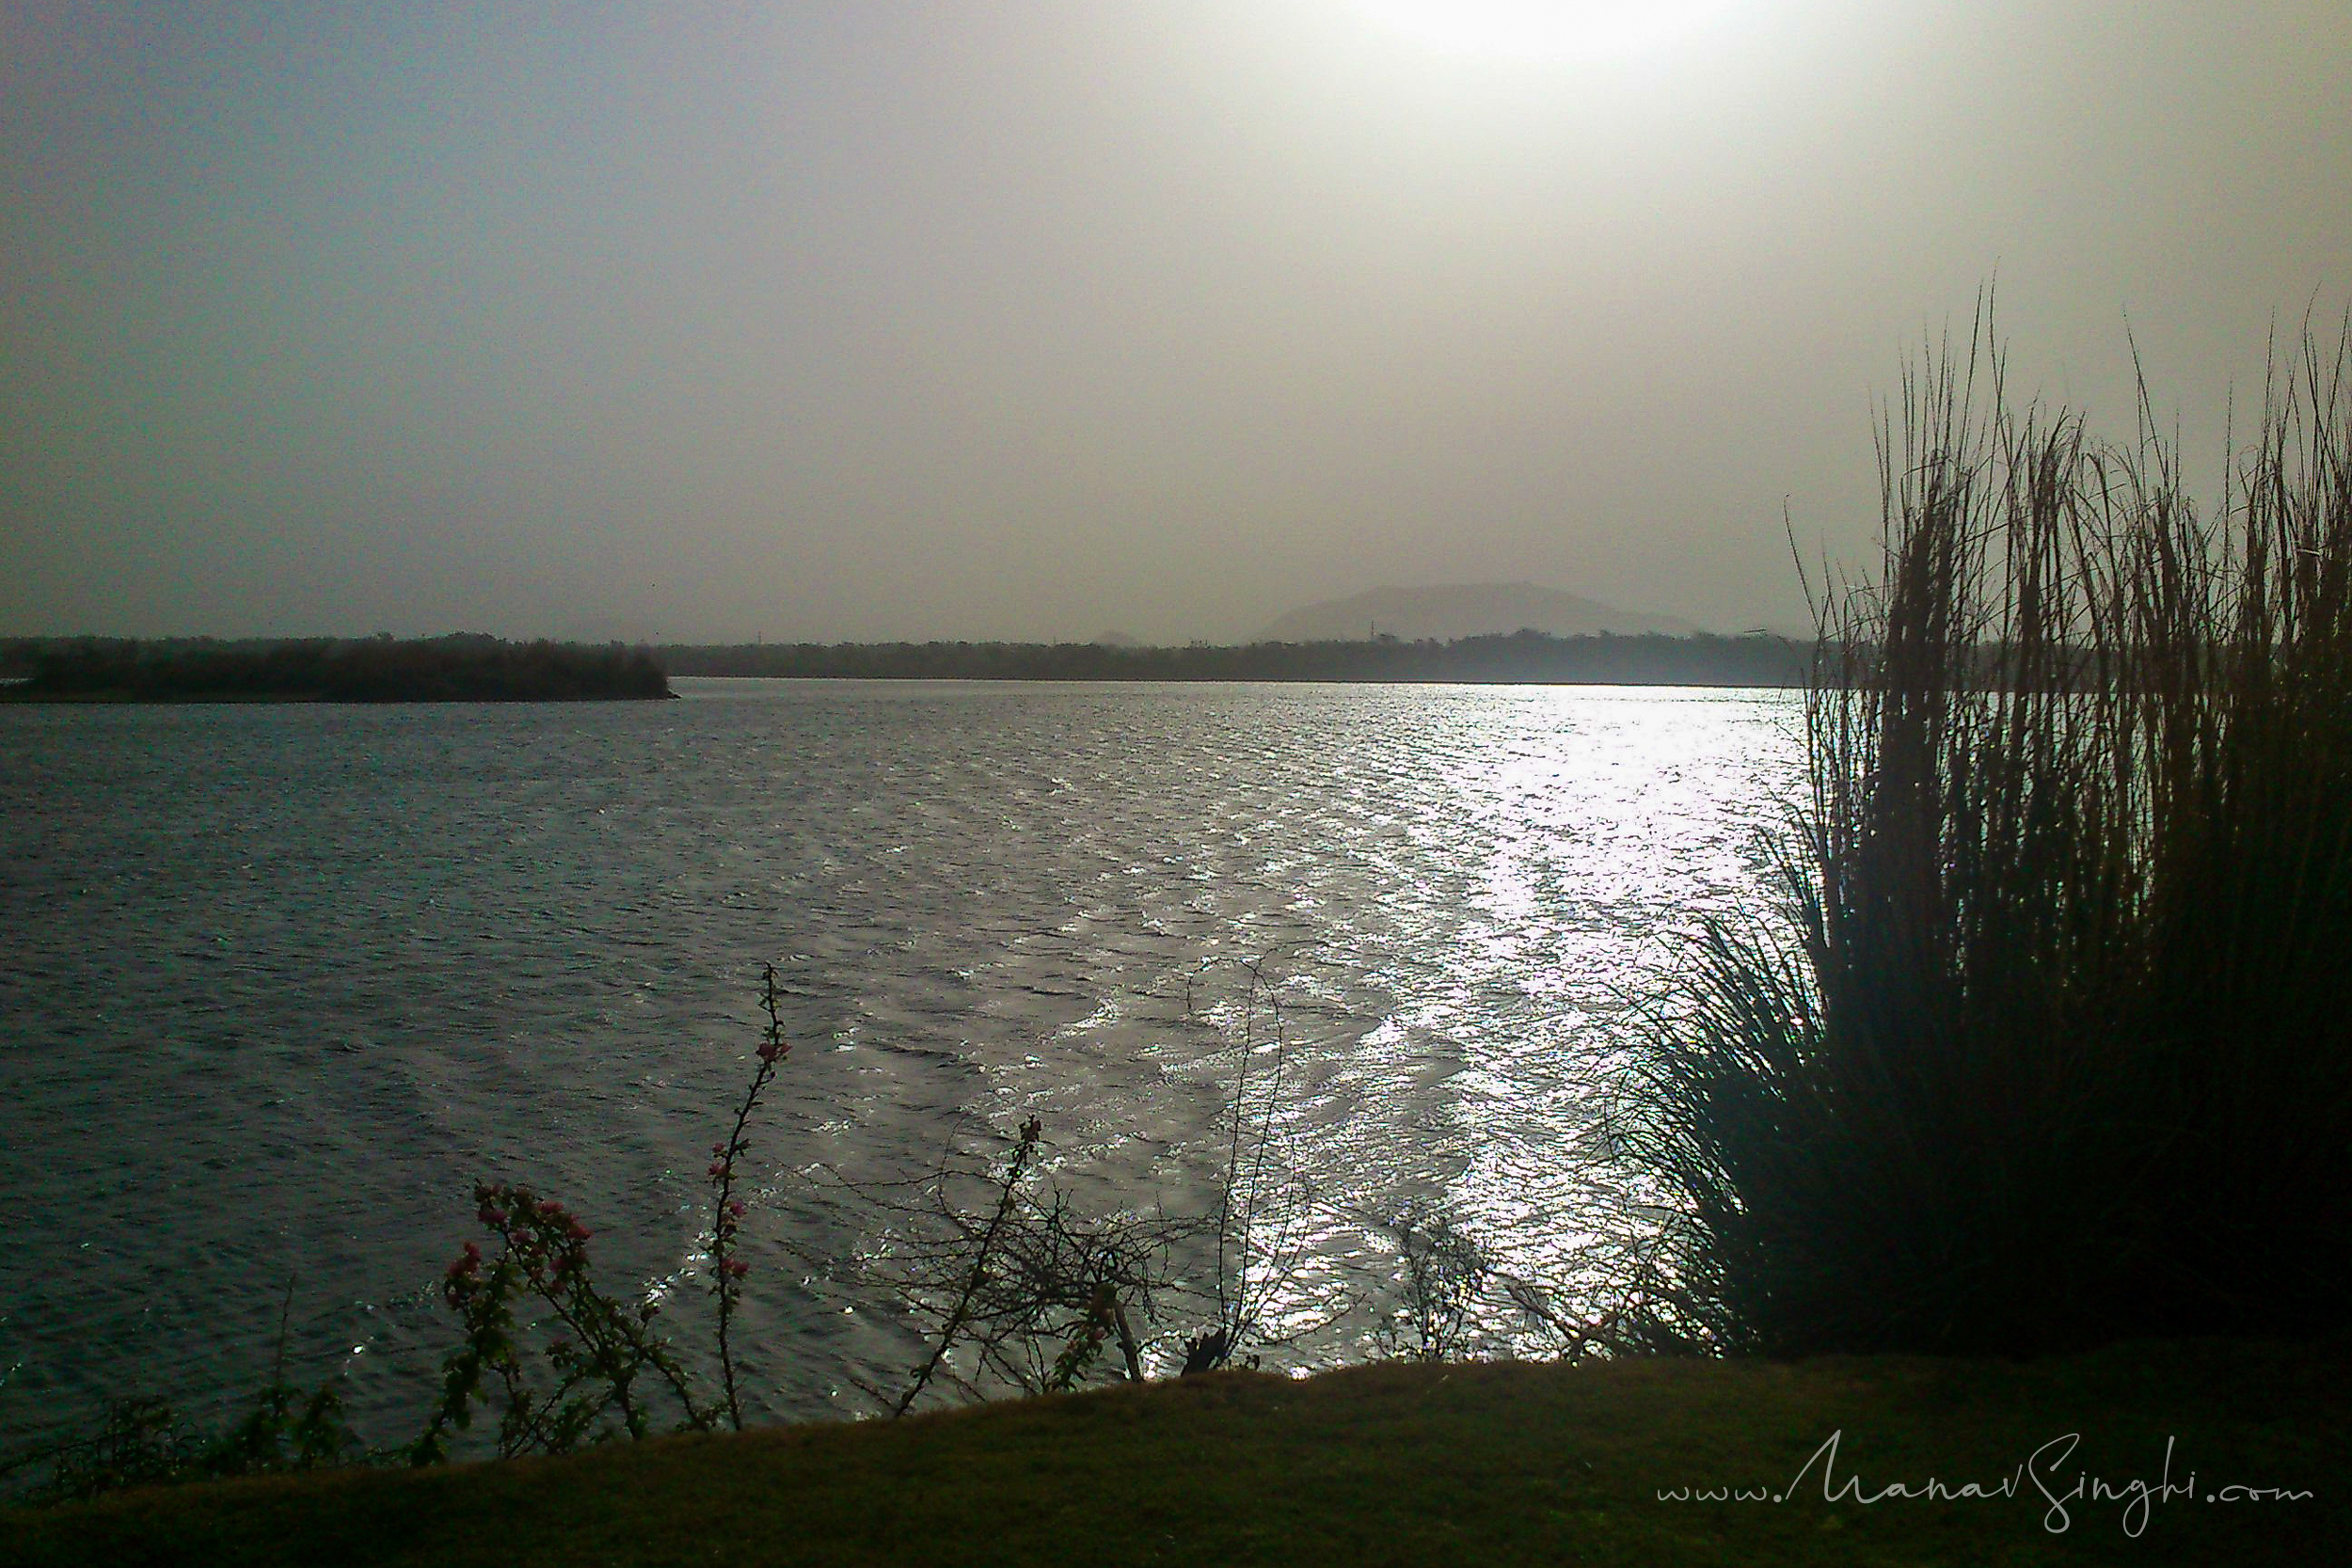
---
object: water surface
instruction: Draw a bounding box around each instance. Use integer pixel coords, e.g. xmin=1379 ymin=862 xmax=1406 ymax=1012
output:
xmin=0 ymin=679 xmax=1800 ymax=1449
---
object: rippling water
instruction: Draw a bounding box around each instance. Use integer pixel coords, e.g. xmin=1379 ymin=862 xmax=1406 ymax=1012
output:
xmin=0 ymin=678 xmax=1800 ymax=1450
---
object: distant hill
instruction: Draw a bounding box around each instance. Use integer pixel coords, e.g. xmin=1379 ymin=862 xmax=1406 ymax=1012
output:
xmin=1254 ymin=583 xmax=1699 ymax=643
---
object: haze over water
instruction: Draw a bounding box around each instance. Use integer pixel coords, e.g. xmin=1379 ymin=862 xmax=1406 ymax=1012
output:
xmin=0 ymin=679 xmax=1797 ymax=1447
xmin=8 ymin=5 xmax=2348 ymax=643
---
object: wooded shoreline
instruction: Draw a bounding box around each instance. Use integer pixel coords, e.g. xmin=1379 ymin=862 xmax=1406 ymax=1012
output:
xmin=2 ymin=630 xmax=1813 ymax=692
xmin=0 ymin=636 xmax=674 ymax=704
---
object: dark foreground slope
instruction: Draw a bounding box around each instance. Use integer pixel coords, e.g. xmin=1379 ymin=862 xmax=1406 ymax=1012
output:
xmin=9 ymin=1340 xmax=2341 ymax=1567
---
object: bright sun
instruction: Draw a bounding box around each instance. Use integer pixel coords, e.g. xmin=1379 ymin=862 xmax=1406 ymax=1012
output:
xmin=1352 ymin=0 xmax=1741 ymax=62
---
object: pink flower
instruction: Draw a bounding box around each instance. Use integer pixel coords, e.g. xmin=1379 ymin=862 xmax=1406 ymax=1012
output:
xmin=757 ymin=1038 xmax=787 ymax=1063
xmin=726 ymin=1199 xmax=746 ymax=1219
xmin=721 ymin=1258 xmax=750 ymax=1279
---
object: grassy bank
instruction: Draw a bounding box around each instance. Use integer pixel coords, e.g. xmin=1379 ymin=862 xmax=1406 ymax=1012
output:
xmin=8 ymin=1338 xmax=2341 ymax=1566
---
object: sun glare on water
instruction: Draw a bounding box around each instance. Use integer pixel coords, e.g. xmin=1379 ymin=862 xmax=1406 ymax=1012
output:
xmin=1351 ymin=0 xmax=1743 ymax=62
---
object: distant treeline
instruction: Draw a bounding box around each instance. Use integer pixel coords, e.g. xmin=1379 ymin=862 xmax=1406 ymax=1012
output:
xmin=1 ymin=635 xmax=673 ymax=703
xmin=0 ymin=631 xmax=1812 ymax=694
xmin=662 ymin=631 xmax=1812 ymax=686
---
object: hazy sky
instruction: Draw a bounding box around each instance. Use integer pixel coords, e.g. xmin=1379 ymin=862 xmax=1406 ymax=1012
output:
xmin=6 ymin=2 xmax=2348 ymax=642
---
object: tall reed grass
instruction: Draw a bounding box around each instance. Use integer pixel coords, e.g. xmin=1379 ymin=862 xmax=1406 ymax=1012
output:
xmin=1626 ymin=310 xmax=2352 ymax=1355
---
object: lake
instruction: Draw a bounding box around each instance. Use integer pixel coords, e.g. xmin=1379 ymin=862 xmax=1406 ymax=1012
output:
xmin=0 ymin=678 xmax=1801 ymax=1451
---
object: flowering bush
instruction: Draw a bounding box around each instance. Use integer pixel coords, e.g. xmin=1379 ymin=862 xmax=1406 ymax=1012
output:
xmin=707 ymin=963 xmax=791 ymax=1428
xmin=410 ymin=1182 xmax=716 ymax=1464
xmin=409 ymin=964 xmax=796 ymax=1462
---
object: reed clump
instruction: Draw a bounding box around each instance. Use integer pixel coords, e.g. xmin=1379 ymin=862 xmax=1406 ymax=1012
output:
xmin=1627 ymin=314 xmax=2352 ymax=1355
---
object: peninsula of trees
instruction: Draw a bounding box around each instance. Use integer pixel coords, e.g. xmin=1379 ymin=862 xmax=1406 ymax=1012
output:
xmin=1 ymin=635 xmax=674 ymax=704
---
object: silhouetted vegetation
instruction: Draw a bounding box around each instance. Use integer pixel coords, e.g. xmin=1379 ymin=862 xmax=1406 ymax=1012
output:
xmin=1622 ymin=315 xmax=2352 ymax=1356
xmin=661 ymin=629 xmax=1808 ymax=685
xmin=810 ymin=961 xmax=1337 ymax=1415
xmin=3 ymin=635 xmax=672 ymax=703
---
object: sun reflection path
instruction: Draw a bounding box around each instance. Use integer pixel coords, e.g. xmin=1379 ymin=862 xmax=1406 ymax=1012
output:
xmin=1394 ymin=688 xmax=1801 ymax=1349
xmin=984 ymin=684 xmax=1804 ymax=1368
